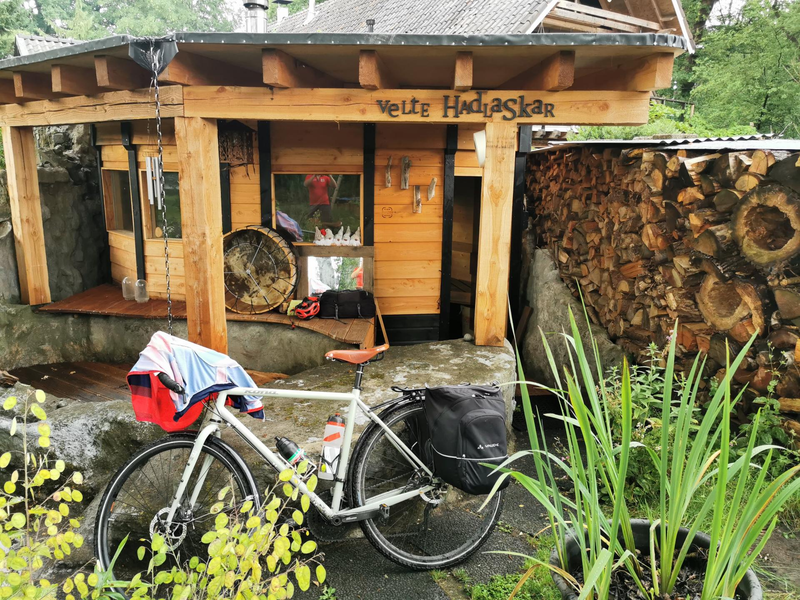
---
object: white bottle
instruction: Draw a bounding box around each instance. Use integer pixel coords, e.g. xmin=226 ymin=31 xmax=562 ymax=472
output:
xmin=319 ymin=413 xmax=345 ymax=481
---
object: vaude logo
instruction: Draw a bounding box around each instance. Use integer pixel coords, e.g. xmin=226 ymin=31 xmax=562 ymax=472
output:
xmin=477 ymin=443 xmax=501 ymax=450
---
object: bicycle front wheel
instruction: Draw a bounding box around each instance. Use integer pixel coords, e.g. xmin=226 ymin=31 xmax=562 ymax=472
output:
xmin=350 ymin=400 xmax=504 ymax=570
xmin=95 ymin=435 xmax=258 ymax=582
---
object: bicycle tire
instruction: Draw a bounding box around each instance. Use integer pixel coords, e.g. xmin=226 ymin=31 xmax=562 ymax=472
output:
xmin=95 ymin=434 xmax=259 ymax=583
xmin=349 ymin=400 xmax=504 ymax=570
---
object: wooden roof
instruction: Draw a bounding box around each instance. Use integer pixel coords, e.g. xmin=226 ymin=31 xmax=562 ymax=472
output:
xmin=0 ymin=32 xmax=689 ymax=129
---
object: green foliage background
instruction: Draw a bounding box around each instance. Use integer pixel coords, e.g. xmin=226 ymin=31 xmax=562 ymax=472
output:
xmin=575 ymin=0 xmax=800 ymax=140
xmin=0 ymin=0 xmax=796 ymax=139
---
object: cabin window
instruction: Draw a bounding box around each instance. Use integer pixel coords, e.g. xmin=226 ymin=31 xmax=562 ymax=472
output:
xmin=273 ymin=174 xmax=362 ymax=245
xmin=102 ymin=169 xmax=134 ymax=233
xmin=141 ymin=170 xmax=182 ymax=239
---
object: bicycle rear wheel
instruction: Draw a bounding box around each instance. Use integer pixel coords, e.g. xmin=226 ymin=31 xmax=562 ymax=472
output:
xmin=349 ymin=400 xmax=504 ymax=570
xmin=95 ymin=434 xmax=258 ymax=582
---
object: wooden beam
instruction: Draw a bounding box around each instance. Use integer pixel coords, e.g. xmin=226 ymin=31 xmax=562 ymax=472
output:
xmin=0 ymin=79 xmax=18 ymax=104
xmin=13 ymin=71 xmax=64 ymax=100
xmin=453 ymin=51 xmax=473 ymax=92
xmin=0 ymin=86 xmax=184 ymax=127
xmin=572 ymin=52 xmax=675 ymax=92
xmin=498 ymin=51 xmax=575 ymax=91
xmin=94 ymin=55 xmax=151 ymax=90
xmin=555 ymin=0 xmax=661 ymax=30
xmin=52 ymin=64 xmax=107 ymax=96
xmin=262 ymin=49 xmax=341 ymax=89
xmin=184 ymin=87 xmax=651 ymax=125
xmin=474 ymin=121 xmax=517 ymax=347
xmin=159 ymin=51 xmax=262 ymax=87
xmin=175 ymin=116 xmax=228 ymax=353
xmin=359 ymin=50 xmax=397 ymax=90
xmin=2 ymin=126 xmax=51 ymax=305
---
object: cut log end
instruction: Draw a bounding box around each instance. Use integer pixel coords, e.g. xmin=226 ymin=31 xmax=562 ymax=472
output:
xmin=732 ymin=184 xmax=800 ymax=266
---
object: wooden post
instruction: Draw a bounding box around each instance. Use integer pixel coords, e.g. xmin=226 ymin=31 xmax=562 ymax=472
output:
xmin=474 ymin=122 xmax=517 ymax=347
xmin=175 ymin=117 xmax=228 ymax=353
xmin=2 ymin=126 xmax=50 ymax=305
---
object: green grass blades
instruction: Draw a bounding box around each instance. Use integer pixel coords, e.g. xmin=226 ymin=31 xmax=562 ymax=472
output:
xmin=501 ymin=304 xmax=800 ymax=600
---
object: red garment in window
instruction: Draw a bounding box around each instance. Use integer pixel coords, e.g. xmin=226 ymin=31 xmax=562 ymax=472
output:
xmin=305 ymin=175 xmax=332 ymax=206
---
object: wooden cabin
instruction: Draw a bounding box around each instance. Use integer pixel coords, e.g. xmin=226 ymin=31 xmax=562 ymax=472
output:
xmin=0 ymin=31 xmax=688 ymax=353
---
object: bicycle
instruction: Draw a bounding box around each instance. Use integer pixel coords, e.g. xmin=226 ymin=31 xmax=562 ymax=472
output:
xmin=95 ymin=344 xmax=505 ymax=581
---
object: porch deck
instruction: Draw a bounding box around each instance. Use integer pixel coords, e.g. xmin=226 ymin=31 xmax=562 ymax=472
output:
xmin=8 ymin=361 xmax=289 ymax=402
xmin=38 ymin=284 xmax=375 ymax=348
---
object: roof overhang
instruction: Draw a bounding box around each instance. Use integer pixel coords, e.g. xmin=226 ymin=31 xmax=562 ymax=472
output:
xmin=0 ymin=32 xmax=689 ymax=127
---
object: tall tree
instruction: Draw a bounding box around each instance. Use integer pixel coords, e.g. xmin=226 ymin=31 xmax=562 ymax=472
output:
xmin=675 ymin=0 xmax=718 ymax=99
xmin=691 ymin=0 xmax=800 ymax=134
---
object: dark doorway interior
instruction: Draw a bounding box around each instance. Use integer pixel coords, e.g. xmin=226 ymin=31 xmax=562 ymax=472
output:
xmin=446 ymin=176 xmax=482 ymax=339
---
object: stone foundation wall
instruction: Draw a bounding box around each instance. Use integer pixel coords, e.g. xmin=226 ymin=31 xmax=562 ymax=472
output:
xmin=0 ymin=303 xmax=349 ymax=374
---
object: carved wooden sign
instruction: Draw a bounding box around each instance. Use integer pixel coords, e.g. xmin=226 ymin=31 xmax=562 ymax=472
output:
xmin=376 ymin=91 xmax=555 ymax=121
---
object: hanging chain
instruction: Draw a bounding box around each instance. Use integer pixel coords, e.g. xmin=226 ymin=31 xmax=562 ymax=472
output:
xmin=148 ymin=41 xmax=173 ymax=335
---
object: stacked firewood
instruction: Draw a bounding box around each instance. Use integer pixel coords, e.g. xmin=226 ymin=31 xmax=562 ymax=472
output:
xmin=528 ymin=145 xmax=800 ymax=436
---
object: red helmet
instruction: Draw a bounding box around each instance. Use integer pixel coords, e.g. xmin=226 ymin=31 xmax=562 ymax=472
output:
xmin=295 ymin=296 xmax=320 ymax=320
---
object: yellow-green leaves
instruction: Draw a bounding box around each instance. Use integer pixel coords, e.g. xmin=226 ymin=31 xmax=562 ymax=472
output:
xmin=278 ymin=469 xmax=294 ymax=482
xmin=34 ymin=390 xmax=45 ymax=404
xmin=2 ymin=396 xmax=17 ymax=410
xmin=300 ymin=540 xmax=316 ymax=554
xmin=316 ymin=565 xmax=327 ymax=584
xmin=9 ymin=512 xmax=26 ymax=529
xmin=0 ymin=452 xmax=10 ymax=469
xmin=30 ymin=403 xmax=46 ymax=421
xmin=295 ymin=565 xmax=311 ymax=592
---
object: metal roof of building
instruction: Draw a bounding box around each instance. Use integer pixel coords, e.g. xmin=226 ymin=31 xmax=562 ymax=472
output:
xmin=530 ymin=135 xmax=800 ymax=153
xmin=14 ymin=34 xmax=80 ymax=57
xmin=0 ymin=31 xmax=689 ymax=72
xmin=270 ymin=0 xmax=552 ymax=35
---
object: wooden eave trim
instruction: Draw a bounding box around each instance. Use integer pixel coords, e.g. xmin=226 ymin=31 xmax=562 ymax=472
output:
xmin=182 ymin=86 xmax=652 ymax=126
xmin=0 ymin=86 xmax=184 ymax=127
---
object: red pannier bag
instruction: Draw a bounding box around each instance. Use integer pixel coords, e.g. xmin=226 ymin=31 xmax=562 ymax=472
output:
xmin=127 ymin=371 xmax=205 ymax=432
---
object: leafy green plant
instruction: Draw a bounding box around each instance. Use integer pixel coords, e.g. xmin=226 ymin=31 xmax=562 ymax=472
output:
xmin=0 ymin=388 xmax=99 ymax=600
xmin=430 ymin=570 xmax=447 ymax=583
xmin=127 ymin=475 xmax=326 ymax=600
xmin=494 ymin=308 xmax=800 ymax=600
xmin=0 ymin=388 xmax=328 ymax=600
xmin=318 ymin=586 xmax=337 ymax=600
xmin=466 ymin=540 xmax=559 ymax=600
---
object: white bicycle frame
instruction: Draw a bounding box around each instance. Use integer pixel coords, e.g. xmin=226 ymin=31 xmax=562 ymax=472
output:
xmin=165 ymin=382 xmax=435 ymax=526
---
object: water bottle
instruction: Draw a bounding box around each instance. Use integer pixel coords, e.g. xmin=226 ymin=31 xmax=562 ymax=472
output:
xmin=275 ymin=437 xmax=315 ymax=479
xmin=319 ymin=413 xmax=345 ymax=481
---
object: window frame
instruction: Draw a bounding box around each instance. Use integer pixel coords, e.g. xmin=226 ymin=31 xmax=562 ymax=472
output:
xmin=101 ymin=168 xmax=135 ymax=235
xmin=271 ymin=171 xmax=364 ymax=247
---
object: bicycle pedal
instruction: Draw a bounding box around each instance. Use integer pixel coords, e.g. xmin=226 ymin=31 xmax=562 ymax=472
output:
xmin=380 ymin=504 xmax=390 ymax=520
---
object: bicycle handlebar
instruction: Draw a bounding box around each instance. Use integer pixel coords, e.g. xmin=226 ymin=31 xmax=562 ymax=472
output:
xmin=158 ymin=372 xmax=186 ymax=395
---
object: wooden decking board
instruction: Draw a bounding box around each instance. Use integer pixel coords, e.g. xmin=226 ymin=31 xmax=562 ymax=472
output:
xmin=10 ymin=364 xmax=124 ymax=402
xmin=10 ymin=361 xmax=290 ymax=403
xmin=38 ymin=284 xmax=372 ymax=346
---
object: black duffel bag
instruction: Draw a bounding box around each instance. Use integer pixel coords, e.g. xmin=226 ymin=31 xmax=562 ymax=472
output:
xmin=319 ymin=289 xmax=376 ymax=320
xmin=424 ymin=384 xmax=510 ymax=495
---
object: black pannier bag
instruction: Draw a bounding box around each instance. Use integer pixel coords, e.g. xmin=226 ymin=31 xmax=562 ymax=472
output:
xmin=424 ymin=384 xmax=510 ymax=495
xmin=319 ymin=289 xmax=376 ymax=320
